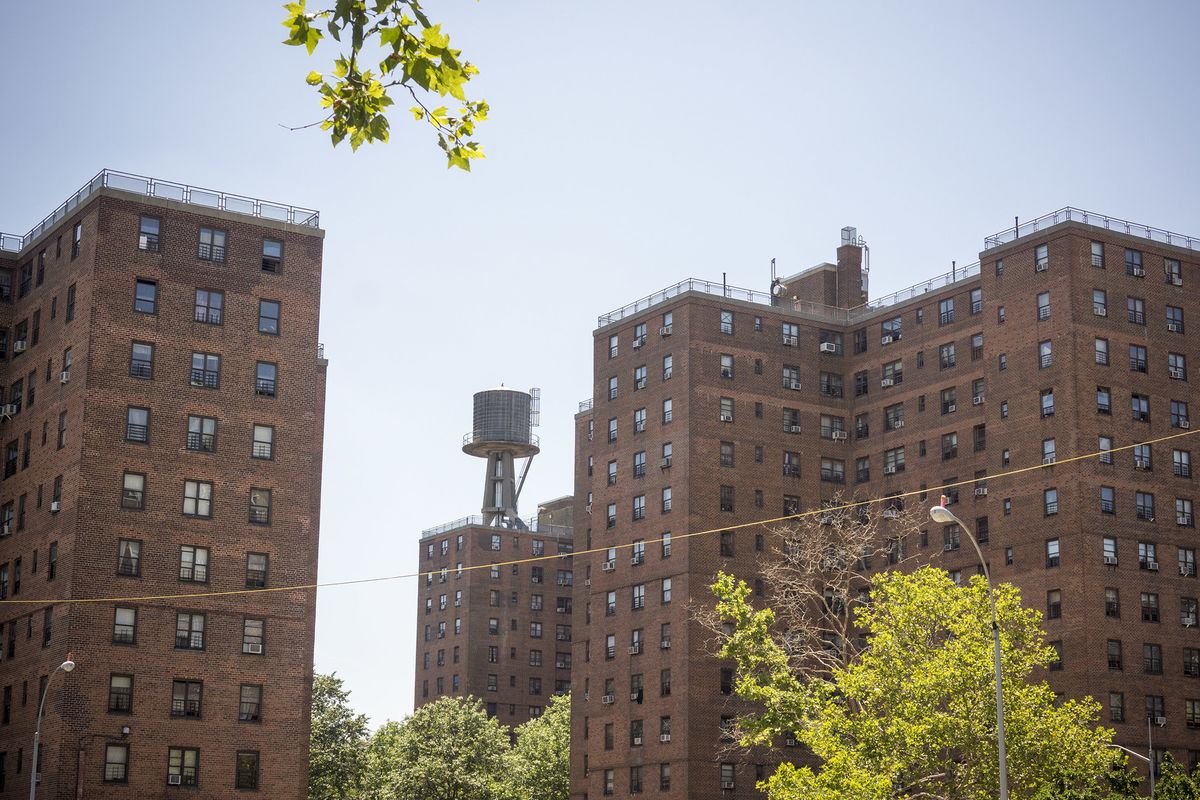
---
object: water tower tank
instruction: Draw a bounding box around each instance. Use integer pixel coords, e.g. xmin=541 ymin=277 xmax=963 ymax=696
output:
xmin=463 ymin=387 xmax=540 ymax=458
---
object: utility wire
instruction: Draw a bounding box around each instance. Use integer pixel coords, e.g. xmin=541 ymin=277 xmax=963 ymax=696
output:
xmin=2 ymin=427 xmax=1195 ymax=607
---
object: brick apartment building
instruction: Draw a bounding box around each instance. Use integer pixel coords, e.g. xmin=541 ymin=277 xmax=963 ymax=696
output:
xmin=0 ymin=170 xmax=326 ymax=798
xmin=416 ymin=496 xmax=575 ymax=726
xmin=571 ymin=208 xmax=1200 ymax=798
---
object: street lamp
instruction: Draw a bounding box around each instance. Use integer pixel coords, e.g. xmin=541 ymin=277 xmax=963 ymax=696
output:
xmin=931 ymin=497 xmax=1009 ymax=800
xmin=30 ymin=655 xmax=74 ymax=800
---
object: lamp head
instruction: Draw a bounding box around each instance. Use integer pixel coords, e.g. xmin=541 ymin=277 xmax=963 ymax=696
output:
xmin=61 ymin=655 xmax=75 ymax=673
xmin=929 ymin=495 xmax=955 ymax=524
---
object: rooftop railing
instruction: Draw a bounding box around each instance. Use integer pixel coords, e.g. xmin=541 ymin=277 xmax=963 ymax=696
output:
xmin=421 ymin=514 xmax=574 ymax=539
xmin=849 ymin=261 xmax=981 ymax=314
xmin=578 ymin=398 xmax=594 ymax=413
xmin=984 ymin=207 xmax=1200 ymax=252
xmin=597 ymin=278 xmax=779 ymax=328
xmin=0 ymin=169 xmax=320 ymax=254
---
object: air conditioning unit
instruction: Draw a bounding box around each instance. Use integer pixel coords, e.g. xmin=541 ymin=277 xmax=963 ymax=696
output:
xmin=0 ymin=524 xmax=9 ymax=536
xmin=660 ymin=457 xmax=672 ymax=468
xmin=1148 ymin=561 xmax=1160 ymax=572
xmin=631 ymin=691 xmax=642 ymax=700
xmin=1095 ymin=307 xmax=1107 ymax=316
xmin=881 ymin=335 xmax=894 ymax=345
xmin=1170 ymin=367 xmax=1186 ymax=380
xmin=722 ymin=781 xmax=736 ymax=790
xmin=601 ymin=560 xmax=615 ymax=572
xmin=632 ymin=337 xmax=645 ymax=349
xmin=1133 ymin=267 xmax=1146 ymax=277
xmin=1103 ymin=555 xmax=1118 ymax=566
xmin=584 ymin=578 xmax=592 ymax=587
xmin=1035 ymin=262 xmax=1048 ymax=272
xmin=883 ymin=465 xmax=897 ymax=475
xmin=720 ymin=413 xmax=733 ymax=423
xmin=1155 ymin=716 xmax=1167 ymax=726
xmin=819 ymin=342 xmax=837 ymax=354
xmin=59 ymin=371 xmax=70 ymax=384
xmin=786 ymin=424 xmax=801 ymax=433
xmin=947 ymin=404 xmax=957 ymax=413
xmin=557 ymin=578 xmax=570 ymax=586
xmin=585 ymin=504 xmax=592 ymax=513
xmin=892 ymin=420 xmax=905 ymax=429
xmin=660 ymin=734 xmax=671 ymax=742
xmin=628 ymin=645 xmax=641 ymax=655
xmin=785 ymin=738 xmax=797 ymax=747
xmin=1172 ymin=275 xmax=1184 ymax=286
xmin=1181 ymin=420 xmax=1192 ymax=429
xmin=1182 ymin=565 xmax=1195 ymax=576
xmin=787 ymin=379 xmax=801 ymax=390
xmin=50 ymin=501 xmax=61 ymax=513
xmin=973 ymin=395 xmax=985 ymax=405
xmin=974 ymin=487 xmax=988 ymax=497
xmin=1169 ymin=322 xmax=1182 ymax=332
xmin=601 ymin=694 xmax=615 ymax=704
xmin=832 ymin=430 xmax=848 ymax=441
xmin=659 ymin=325 xmax=673 ymax=337
xmin=1135 ymin=459 xmax=1150 ymax=470
xmin=168 ymin=775 xmax=183 ymax=786
xmin=12 ymin=341 xmax=26 ymax=353
xmin=633 ymin=736 xmax=643 ymax=746
xmin=661 ymin=639 xmax=671 ymax=649
xmin=881 ymin=378 xmax=894 ymax=388
xmin=943 ymin=544 xmax=955 ymax=552
xmin=630 ymin=556 xmax=642 ymax=566
xmin=0 ymin=404 xmax=16 ymax=417
xmin=1042 ymin=456 xmax=1056 ymax=465
xmin=245 ymin=642 xmax=263 ymax=654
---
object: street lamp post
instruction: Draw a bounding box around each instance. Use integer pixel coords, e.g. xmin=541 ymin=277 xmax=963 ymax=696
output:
xmin=30 ymin=655 xmax=75 ymax=800
xmin=930 ymin=497 xmax=1008 ymax=800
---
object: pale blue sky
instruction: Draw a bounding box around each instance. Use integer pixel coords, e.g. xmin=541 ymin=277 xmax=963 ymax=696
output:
xmin=2 ymin=0 xmax=1198 ymax=724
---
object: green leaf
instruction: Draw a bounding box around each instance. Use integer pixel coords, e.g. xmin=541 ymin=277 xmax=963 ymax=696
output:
xmin=305 ymin=70 xmax=323 ymax=86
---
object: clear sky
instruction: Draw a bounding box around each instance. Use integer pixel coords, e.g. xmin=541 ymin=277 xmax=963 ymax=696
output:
xmin=2 ymin=0 xmax=1199 ymax=725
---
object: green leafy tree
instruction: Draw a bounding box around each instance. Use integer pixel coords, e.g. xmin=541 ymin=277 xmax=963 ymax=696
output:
xmin=281 ymin=0 xmax=487 ymax=168
xmin=506 ymin=693 xmax=570 ymax=800
xmin=712 ymin=566 xmax=1129 ymax=800
xmin=309 ymin=672 xmax=370 ymax=800
xmin=360 ymin=695 xmax=510 ymax=800
xmin=1153 ymin=752 xmax=1200 ymax=800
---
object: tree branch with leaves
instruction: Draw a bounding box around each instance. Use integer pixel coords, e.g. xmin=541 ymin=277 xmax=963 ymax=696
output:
xmin=281 ymin=0 xmax=487 ymax=169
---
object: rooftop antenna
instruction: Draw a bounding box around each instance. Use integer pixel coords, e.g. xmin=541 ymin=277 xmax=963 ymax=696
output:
xmin=770 ymin=257 xmax=783 ymax=305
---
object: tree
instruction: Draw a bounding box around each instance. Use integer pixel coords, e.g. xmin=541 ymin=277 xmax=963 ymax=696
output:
xmin=1152 ymin=752 xmax=1200 ymax=800
xmin=506 ymin=693 xmax=570 ymax=800
xmin=309 ymin=672 xmax=370 ymax=800
xmin=360 ymin=695 xmax=510 ymax=800
xmin=711 ymin=566 xmax=1128 ymax=800
xmin=281 ymin=0 xmax=487 ymax=168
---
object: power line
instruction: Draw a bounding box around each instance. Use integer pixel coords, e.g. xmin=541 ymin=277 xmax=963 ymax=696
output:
xmin=2 ymin=427 xmax=1195 ymax=608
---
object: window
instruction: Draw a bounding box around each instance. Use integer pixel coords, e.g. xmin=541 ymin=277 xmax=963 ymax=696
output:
xmin=1177 ymin=450 xmax=1193 ymax=478
xmin=108 ymin=674 xmax=133 ymax=713
xmin=255 ymin=361 xmax=277 ymax=397
xmin=1132 ymin=393 xmax=1150 ymax=422
xmin=195 ymin=226 xmax=227 ymax=262
xmin=121 ymin=472 xmax=146 ymax=510
xmin=1035 ymin=243 xmax=1049 ymax=269
xmin=246 ymin=553 xmax=268 ymax=588
xmin=942 ymin=432 xmax=958 ymax=460
xmin=179 ymin=545 xmax=209 ymax=582
xmin=821 ymin=458 xmax=845 ymax=484
xmin=175 ymin=612 xmax=205 ymax=649
xmin=1090 ymin=240 xmax=1105 ymax=268
xmin=134 ymin=279 xmax=157 ymax=314
xmin=243 ymin=618 xmax=265 ymax=653
xmin=117 ymin=538 xmax=142 ymax=576
xmin=124 ymin=406 xmax=150 ymax=444
xmin=104 ymin=744 xmax=129 ymax=783
xmin=1172 ymin=401 xmax=1190 ymax=429
xmin=1170 ymin=352 xmax=1188 ymax=381
xmin=719 ymin=485 xmax=734 ymax=512
xmin=1041 ymin=389 xmax=1054 ymax=418
xmin=1101 ymin=486 xmax=1116 ymax=514
xmin=820 ymin=372 xmax=843 ymax=397
xmin=970 ymin=288 xmax=982 ymax=314
xmin=1044 ymin=488 xmax=1059 ymax=516
xmin=1095 ymin=338 xmax=1109 ymax=365
xmin=183 ymin=480 xmax=213 ymax=518
xmin=939 ymin=343 xmax=956 ymax=369
xmin=1142 ymin=592 xmax=1160 ymax=622
xmin=1128 ymin=296 xmax=1146 ymax=325
xmin=1136 ymin=492 xmax=1155 ymax=522
xmin=236 ymin=752 xmax=260 ymax=790
xmin=1129 ymin=344 xmax=1148 ymax=373
xmin=194 ymin=289 xmax=224 ymax=324
xmin=249 ymin=488 xmax=271 ymax=524
xmin=1108 ymin=639 xmax=1123 ymax=670
xmin=186 ymin=415 xmax=217 ymax=452
xmin=167 ymin=747 xmax=200 ymax=786
xmin=1046 ymin=538 xmax=1060 ymax=567
xmin=1179 ymin=498 xmax=1195 ymax=528
xmin=189 ymin=352 xmax=220 ymax=388
xmin=938 ymin=298 xmax=954 ymax=325
xmin=1036 ymin=291 xmax=1050 ymax=320
xmin=1125 ymin=248 xmax=1143 ymax=276
xmin=171 ymin=680 xmax=203 ymax=717
xmin=719 ymin=310 xmax=733 ymax=335
xmin=1038 ymin=340 xmax=1052 ymax=369
xmin=112 ymin=606 xmax=137 ymax=644
xmin=137 ymin=215 xmax=160 ymax=251
xmin=1145 ymin=644 xmax=1163 ymax=674
xmin=1167 ymin=305 xmax=1185 ymax=333
xmin=662 ymin=578 xmax=672 ymax=603
xmin=56 ymin=411 xmax=67 ymax=449
xmin=130 ymin=342 xmax=154 ymax=378
xmin=1109 ymin=692 xmax=1125 ymax=723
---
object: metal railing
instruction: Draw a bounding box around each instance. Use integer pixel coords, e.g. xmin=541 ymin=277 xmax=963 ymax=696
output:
xmin=421 ymin=514 xmax=573 ymax=539
xmin=984 ymin=207 xmax=1200 ymax=252
xmin=1 ymin=169 xmax=320 ymax=255
xmin=578 ymin=398 xmax=594 ymax=412
xmin=851 ymin=262 xmax=981 ymax=315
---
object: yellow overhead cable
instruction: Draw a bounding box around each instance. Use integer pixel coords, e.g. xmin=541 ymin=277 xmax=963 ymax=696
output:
xmin=2 ymin=426 xmax=1197 ymax=608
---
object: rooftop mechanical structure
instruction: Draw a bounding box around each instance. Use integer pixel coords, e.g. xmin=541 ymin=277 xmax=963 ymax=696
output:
xmin=462 ymin=386 xmax=540 ymax=528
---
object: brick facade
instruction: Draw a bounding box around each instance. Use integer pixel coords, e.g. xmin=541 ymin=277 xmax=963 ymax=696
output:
xmin=0 ymin=179 xmax=325 ymax=798
xmin=572 ymin=214 xmax=1200 ymax=799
